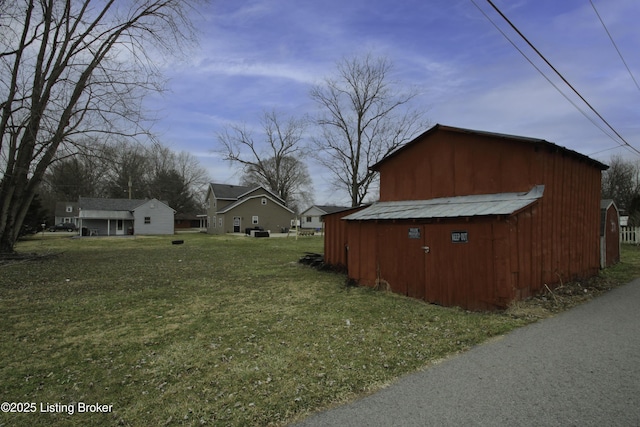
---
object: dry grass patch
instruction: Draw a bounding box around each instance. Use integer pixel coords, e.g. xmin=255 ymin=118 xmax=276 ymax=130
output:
xmin=1 ymin=235 xmax=637 ymax=426
xmin=506 ymin=245 xmax=640 ymax=320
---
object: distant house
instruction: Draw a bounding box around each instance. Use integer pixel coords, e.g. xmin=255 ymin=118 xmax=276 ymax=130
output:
xmin=299 ymin=205 xmax=350 ymax=230
xmin=53 ymin=201 xmax=79 ymax=227
xmin=78 ymin=197 xmax=175 ymax=236
xmin=174 ymin=213 xmax=207 ymax=230
xmin=205 ymin=183 xmax=295 ymax=234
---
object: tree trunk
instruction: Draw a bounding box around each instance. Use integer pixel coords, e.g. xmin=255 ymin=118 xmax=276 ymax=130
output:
xmin=0 ymin=174 xmax=36 ymax=254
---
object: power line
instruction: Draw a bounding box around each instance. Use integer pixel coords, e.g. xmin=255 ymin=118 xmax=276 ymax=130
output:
xmin=479 ymin=0 xmax=640 ymax=156
xmin=590 ymin=0 xmax=640 ymax=92
xmin=470 ymin=0 xmax=621 ymax=150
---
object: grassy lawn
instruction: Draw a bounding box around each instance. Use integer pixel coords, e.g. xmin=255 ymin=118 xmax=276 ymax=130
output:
xmin=1 ymin=234 xmax=638 ymax=426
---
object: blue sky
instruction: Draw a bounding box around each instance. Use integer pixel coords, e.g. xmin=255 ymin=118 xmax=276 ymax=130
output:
xmin=147 ymin=0 xmax=640 ymax=205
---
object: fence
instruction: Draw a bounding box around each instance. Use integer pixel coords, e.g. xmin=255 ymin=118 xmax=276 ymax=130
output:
xmin=620 ymin=226 xmax=640 ymax=244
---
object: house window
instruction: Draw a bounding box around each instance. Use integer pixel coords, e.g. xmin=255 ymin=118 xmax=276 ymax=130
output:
xmin=212 ymin=216 xmax=216 ymax=228
xmin=306 ymin=216 xmax=312 ymax=223
xmin=218 ymin=218 xmax=223 ymax=227
xmin=144 ymin=216 xmax=151 ymax=224
xmin=252 ymin=216 xmax=259 ymax=225
xmin=65 ymin=206 xmax=73 ymax=213
xmin=261 ymin=198 xmax=267 ymax=205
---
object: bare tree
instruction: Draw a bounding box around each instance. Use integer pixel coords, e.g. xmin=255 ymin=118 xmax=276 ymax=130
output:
xmin=102 ymin=140 xmax=152 ymax=199
xmin=310 ymin=53 xmax=428 ymax=207
xmin=173 ymin=150 xmax=212 ymax=208
xmin=216 ymin=110 xmax=310 ymax=207
xmin=240 ymin=156 xmax=313 ymax=212
xmin=146 ymin=142 xmax=210 ymax=211
xmin=602 ymin=155 xmax=640 ymax=223
xmin=0 ymin=0 xmax=202 ymax=253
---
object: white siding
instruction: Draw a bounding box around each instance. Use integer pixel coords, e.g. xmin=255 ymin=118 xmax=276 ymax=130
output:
xmin=133 ymin=199 xmax=175 ymax=235
xmin=300 ymin=206 xmax=326 ymax=229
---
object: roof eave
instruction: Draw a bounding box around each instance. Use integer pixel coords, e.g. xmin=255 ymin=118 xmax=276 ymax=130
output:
xmin=370 ymin=123 xmax=608 ymax=172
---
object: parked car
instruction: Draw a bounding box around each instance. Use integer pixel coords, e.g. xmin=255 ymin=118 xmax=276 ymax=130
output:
xmin=49 ymin=223 xmax=77 ymax=232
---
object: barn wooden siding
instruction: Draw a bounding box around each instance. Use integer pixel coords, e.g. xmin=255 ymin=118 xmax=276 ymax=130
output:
xmin=325 ymin=125 xmax=608 ymax=310
xmin=323 ymin=206 xmax=368 ymax=269
xmin=343 ymin=212 xmax=539 ymax=310
xmin=372 ymin=126 xmax=604 ymax=294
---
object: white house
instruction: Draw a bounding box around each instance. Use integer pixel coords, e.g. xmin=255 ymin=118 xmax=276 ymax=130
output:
xmin=299 ymin=205 xmax=350 ymax=230
xmin=77 ymin=197 xmax=175 ymax=236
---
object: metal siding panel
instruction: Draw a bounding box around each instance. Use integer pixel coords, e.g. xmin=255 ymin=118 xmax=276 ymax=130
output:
xmin=492 ymin=220 xmax=513 ymax=307
xmin=324 ymin=207 xmax=367 ymax=268
xmin=343 ymin=186 xmax=544 ymax=221
xmin=605 ymin=205 xmax=620 ymax=267
xmin=423 ymin=220 xmax=501 ymax=310
xmin=376 ymin=224 xmax=405 ymax=295
xmin=347 ymin=222 xmax=377 ymax=287
xmin=337 ymin=127 xmax=605 ymax=310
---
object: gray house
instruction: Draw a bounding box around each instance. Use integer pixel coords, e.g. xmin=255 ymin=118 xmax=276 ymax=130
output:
xmin=205 ymin=183 xmax=295 ymax=235
xmin=78 ymin=197 xmax=175 ymax=236
xmin=53 ymin=201 xmax=79 ymax=227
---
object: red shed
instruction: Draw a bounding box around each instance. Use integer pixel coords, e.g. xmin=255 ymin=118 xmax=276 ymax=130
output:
xmin=600 ymin=199 xmax=620 ymax=268
xmin=324 ymin=124 xmax=608 ymax=310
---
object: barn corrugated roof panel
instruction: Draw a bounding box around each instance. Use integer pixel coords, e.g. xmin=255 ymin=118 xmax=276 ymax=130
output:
xmin=343 ymin=185 xmax=544 ymax=221
xmin=371 ymin=124 xmax=608 ymax=171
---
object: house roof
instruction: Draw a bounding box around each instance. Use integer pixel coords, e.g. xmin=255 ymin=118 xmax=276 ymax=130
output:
xmin=301 ymin=205 xmax=351 ymax=216
xmin=217 ymin=194 xmax=294 ymax=214
xmin=210 ymin=183 xmax=253 ymax=200
xmin=316 ymin=205 xmax=351 ymax=214
xmin=78 ymin=197 xmax=172 ymax=212
xmin=600 ymin=199 xmax=618 ymax=210
xmin=209 ymin=183 xmax=286 ymax=205
xmin=342 ymin=185 xmax=544 ymax=221
xmin=371 ymin=124 xmax=609 ymax=172
xmin=79 ymin=197 xmax=148 ymax=211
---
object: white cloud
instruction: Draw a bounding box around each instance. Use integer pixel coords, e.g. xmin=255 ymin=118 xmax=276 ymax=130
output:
xmin=143 ymin=0 xmax=640 ymax=204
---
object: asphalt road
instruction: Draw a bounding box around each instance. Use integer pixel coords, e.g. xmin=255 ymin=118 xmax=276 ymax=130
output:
xmin=294 ymin=279 xmax=640 ymax=427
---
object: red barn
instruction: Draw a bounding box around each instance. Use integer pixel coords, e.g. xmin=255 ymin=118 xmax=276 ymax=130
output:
xmin=324 ymin=124 xmax=608 ymax=310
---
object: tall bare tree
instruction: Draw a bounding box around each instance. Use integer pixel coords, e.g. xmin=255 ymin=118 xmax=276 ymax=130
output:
xmin=310 ymin=53 xmax=428 ymax=207
xmin=42 ymin=139 xmax=210 ymax=213
xmin=0 ymin=0 xmax=201 ymax=253
xmin=240 ymin=156 xmax=313 ymax=213
xmin=217 ymin=110 xmax=311 ymax=208
xmin=602 ymin=155 xmax=640 ymax=223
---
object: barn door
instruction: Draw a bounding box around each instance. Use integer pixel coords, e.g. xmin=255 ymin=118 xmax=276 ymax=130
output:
xmin=376 ymin=225 xmax=426 ymax=298
xmin=402 ymin=225 xmax=426 ymax=300
xmin=423 ymin=225 xmax=448 ymax=306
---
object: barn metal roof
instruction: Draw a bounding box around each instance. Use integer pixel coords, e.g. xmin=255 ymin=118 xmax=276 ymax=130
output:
xmin=370 ymin=124 xmax=608 ymax=171
xmin=342 ymin=185 xmax=544 ymax=221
